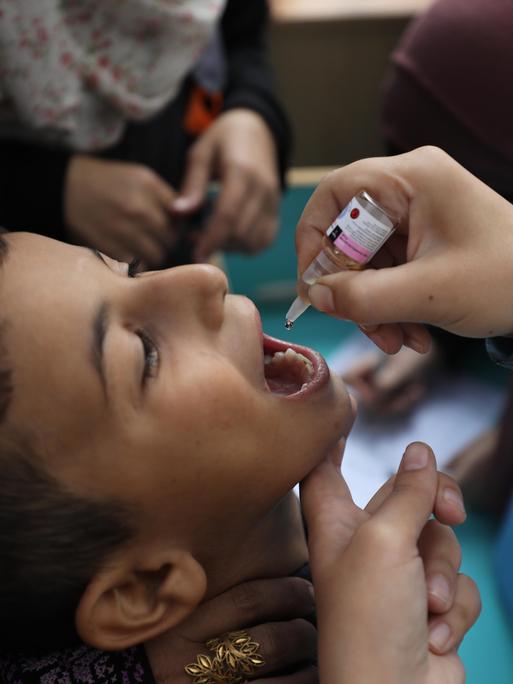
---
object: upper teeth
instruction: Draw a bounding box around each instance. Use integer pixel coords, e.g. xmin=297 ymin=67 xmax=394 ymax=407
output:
xmin=264 ymin=347 xmax=314 ymax=376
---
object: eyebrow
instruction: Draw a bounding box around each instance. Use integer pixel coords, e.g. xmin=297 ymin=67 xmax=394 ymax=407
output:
xmin=91 ymin=302 xmax=109 ymax=401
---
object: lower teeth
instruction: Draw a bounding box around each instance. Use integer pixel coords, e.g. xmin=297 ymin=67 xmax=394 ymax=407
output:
xmin=264 ymin=347 xmax=313 ymax=394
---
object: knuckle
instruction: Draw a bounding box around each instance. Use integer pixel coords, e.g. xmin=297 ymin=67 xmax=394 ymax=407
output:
xmin=410 ymin=146 xmax=451 ymax=181
xmin=125 ymin=198 xmax=147 ymax=220
xmin=284 ymin=577 xmax=315 ymax=613
xmin=320 ymin=167 xmax=340 ymax=187
xmin=229 ymin=581 xmax=262 ymax=622
xmin=259 ymin=619 xmax=315 ymax=665
xmin=133 ymin=165 xmax=157 ymax=187
xmin=359 ymin=518 xmax=401 ymax=553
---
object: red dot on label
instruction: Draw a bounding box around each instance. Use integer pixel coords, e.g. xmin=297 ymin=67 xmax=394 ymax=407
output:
xmin=350 ymin=208 xmax=360 ymax=219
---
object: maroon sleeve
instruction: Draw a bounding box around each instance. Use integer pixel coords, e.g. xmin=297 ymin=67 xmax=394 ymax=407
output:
xmin=384 ymin=0 xmax=513 ymax=162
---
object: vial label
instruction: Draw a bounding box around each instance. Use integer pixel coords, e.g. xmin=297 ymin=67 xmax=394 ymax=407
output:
xmin=327 ymin=196 xmax=394 ymax=264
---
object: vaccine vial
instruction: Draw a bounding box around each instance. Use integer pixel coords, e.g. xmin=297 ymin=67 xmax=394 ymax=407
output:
xmin=285 ymin=191 xmax=398 ymax=328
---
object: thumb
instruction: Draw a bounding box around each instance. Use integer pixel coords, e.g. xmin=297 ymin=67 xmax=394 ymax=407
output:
xmin=173 ymin=141 xmax=214 ymax=214
xmin=308 ymin=258 xmax=440 ymax=326
xmin=372 ymin=442 xmax=438 ymax=546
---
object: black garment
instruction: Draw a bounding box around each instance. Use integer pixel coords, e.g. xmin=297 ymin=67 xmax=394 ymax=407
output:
xmin=0 ymin=0 xmax=291 ymax=248
xmin=1 ymin=565 xmax=312 ymax=683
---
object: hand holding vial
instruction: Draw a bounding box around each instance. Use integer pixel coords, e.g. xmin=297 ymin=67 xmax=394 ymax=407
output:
xmin=294 ymin=146 xmax=513 ymax=353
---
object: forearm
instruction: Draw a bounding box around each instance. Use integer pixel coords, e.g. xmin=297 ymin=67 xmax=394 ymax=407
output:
xmin=221 ymin=0 xmax=292 ymax=185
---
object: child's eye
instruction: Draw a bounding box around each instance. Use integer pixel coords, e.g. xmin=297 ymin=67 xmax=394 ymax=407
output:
xmin=136 ymin=329 xmax=159 ymax=383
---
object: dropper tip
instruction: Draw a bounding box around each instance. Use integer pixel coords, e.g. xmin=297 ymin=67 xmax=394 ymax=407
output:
xmin=284 ymin=319 xmax=293 ymax=330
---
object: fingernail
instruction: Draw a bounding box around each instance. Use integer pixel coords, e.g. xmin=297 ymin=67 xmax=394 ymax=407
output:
xmin=427 ymin=574 xmax=451 ymax=606
xmin=309 ymin=284 xmax=334 ymax=313
xmin=308 ymin=583 xmax=315 ymax=600
xmin=172 ymin=197 xmax=195 ymax=211
xmin=402 ymin=443 xmax=429 ymax=471
xmin=429 ymin=621 xmax=451 ymax=652
xmin=443 ymin=487 xmax=466 ymax=515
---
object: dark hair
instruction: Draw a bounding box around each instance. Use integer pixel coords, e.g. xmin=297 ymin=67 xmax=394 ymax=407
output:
xmin=0 ymin=434 xmax=136 ymax=653
xmin=0 ymin=235 xmax=136 ymax=652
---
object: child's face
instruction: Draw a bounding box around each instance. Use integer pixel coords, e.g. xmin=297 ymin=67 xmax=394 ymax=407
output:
xmin=1 ymin=233 xmax=354 ymax=554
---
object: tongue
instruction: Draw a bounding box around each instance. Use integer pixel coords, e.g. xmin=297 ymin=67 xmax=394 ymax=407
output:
xmin=265 ymin=363 xmax=304 ymax=395
xmin=267 ymin=376 xmax=301 ymax=395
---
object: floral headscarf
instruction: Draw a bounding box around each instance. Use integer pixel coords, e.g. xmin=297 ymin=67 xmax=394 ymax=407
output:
xmin=0 ymin=0 xmax=226 ymax=150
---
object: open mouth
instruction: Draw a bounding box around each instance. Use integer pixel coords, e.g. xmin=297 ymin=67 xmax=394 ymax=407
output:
xmin=262 ymin=334 xmax=329 ymax=398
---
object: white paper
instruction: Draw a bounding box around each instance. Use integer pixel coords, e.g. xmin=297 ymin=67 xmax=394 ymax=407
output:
xmin=296 ymin=335 xmax=506 ymax=508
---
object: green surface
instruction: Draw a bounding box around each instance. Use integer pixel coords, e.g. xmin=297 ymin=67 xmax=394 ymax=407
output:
xmin=457 ymin=513 xmax=513 ymax=683
xmin=226 ymin=185 xmax=513 ymax=683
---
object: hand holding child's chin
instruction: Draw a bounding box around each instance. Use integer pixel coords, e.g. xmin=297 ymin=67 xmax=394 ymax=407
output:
xmin=145 ymin=576 xmax=317 ymax=684
xmin=301 ymin=442 xmax=480 ymax=684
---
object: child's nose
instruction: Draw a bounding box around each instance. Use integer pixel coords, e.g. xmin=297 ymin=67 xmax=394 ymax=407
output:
xmin=138 ymin=264 xmax=228 ymax=327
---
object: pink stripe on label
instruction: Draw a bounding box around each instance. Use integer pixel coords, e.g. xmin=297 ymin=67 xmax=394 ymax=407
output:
xmin=333 ymin=232 xmax=370 ymax=263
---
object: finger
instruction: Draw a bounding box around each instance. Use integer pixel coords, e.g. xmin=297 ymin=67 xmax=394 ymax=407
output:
xmin=122 ymin=223 xmax=166 ymax=266
xmin=104 ymin=219 xmax=165 ymax=266
xmin=232 ymin=185 xmax=279 ymax=254
xmin=175 ymin=140 xmax=214 ymax=212
xmin=366 ymin=470 xmax=466 ymax=527
xmin=295 ymin=157 xmax=410 ymax=273
xmin=138 ymin=205 xmax=177 ymax=250
xmin=247 ymin=619 xmax=316 ymax=677
xmin=254 ymin=665 xmax=318 ymax=684
xmin=183 ymin=577 xmax=315 ymax=640
xmin=195 ymin=168 xmax=248 ymax=260
xmin=418 ymin=519 xmax=461 ymax=614
xmin=226 ymin=189 xmax=270 ymax=254
xmin=372 ymin=346 xmax=428 ymax=394
xmin=380 ymin=381 xmax=425 ymax=415
xmin=301 ymin=446 xmax=367 ymax=563
xmin=342 ymin=352 xmax=383 ymax=404
xmin=88 ymin=231 xmax=135 ymax=263
xmin=370 ymin=442 xmax=437 ymax=545
xmin=401 ymin=322 xmax=432 ymax=354
xmin=229 ymin=183 xmax=262 ymax=242
xmin=148 ymin=174 xmax=176 ymax=210
xmin=361 ymin=323 xmax=405 ymax=354
xmin=428 ymin=574 xmax=481 ymax=654
xmin=244 ymin=212 xmax=278 ymax=255
xmin=307 ymin=256 xmax=442 ymax=327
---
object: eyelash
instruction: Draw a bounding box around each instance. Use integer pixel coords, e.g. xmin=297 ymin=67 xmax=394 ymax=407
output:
xmin=127 ymin=258 xmax=141 ymax=278
xmin=136 ymin=329 xmax=159 ymax=383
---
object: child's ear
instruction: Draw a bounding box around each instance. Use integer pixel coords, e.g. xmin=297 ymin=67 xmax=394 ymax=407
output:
xmin=75 ymin=548 xmax=207 ymax=651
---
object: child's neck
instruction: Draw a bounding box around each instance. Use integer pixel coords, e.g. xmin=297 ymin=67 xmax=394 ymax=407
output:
xmin=203 ymin=491 xmax=308 ymax=598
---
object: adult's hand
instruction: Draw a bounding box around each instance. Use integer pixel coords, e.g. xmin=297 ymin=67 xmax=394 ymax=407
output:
xmin=173 ymin=108 xmax=280 ymax=261
xmin=342 ymin=344 xmax=440 ymax=415
xmin=301 ymin=442 xmax=480 ymax=684
xmin=146 ymin=575 xmax=317 ymax=684
xmin=296 ymin=146 xmax=513 ymax=353
xmin=65 ymin=156 xmax=177 ymax=267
